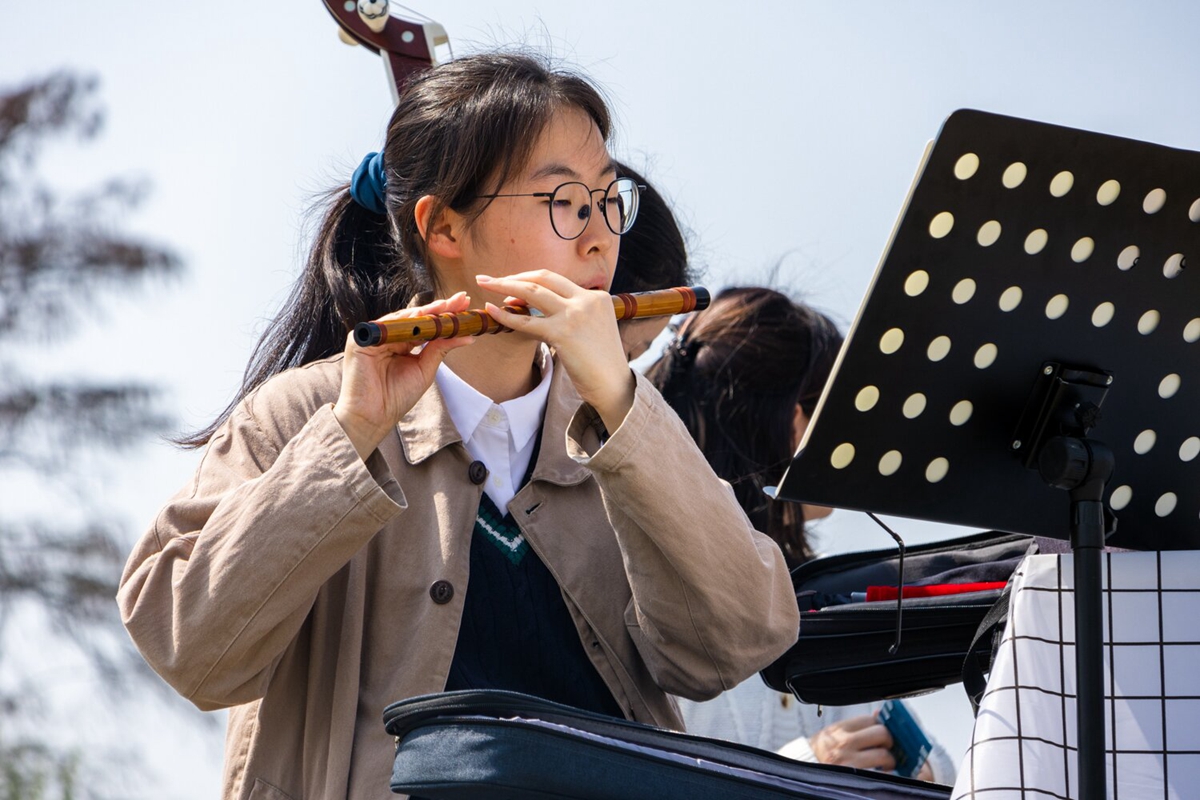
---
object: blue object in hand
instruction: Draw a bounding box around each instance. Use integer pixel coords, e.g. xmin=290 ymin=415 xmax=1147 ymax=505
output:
xmin=879 ymin=699 xmax=932 ymax=778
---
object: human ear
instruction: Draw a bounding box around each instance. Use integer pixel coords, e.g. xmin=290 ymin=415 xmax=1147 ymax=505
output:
xmin=414 ymin=195 xmax=464 ymax=259
xmin=792 ymin=404 xmax=811 ymax=451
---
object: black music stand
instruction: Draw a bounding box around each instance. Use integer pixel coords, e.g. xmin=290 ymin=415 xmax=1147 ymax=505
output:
xmin=775 ymin=109 xmax=1200 ymax=798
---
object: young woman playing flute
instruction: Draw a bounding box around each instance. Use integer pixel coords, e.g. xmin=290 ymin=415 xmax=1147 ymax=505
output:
xmin=118 ymin=52 xmax=798 ymax=800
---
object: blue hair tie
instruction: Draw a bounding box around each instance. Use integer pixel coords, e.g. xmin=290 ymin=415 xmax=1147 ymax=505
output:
xmin=350 ymin=151 xmax=388 ymax=215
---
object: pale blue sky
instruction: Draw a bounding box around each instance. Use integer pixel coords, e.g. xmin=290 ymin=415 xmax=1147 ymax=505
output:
xmin=5 ymin=1 xmax=1199 ymax=796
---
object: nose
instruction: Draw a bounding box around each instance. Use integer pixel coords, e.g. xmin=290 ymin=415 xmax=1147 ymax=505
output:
xmin=575 ymin=198 xmax=617 ymax=258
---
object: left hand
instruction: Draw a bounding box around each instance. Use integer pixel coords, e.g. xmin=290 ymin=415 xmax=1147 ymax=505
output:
xmin=477 ymin=270 xmax=634 ymax=431
xmin=808 ymin=715 xmax=896 ymax=771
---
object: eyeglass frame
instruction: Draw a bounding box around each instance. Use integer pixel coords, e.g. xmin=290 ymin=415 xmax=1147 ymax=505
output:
xmin=474 ymin=178 xmax=646 ymax=241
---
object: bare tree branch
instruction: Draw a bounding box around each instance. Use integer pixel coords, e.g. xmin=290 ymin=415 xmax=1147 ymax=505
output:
xmin=0 ymin=72 xmax=102 ymax=184
xmin=0 ymin=70 xmax=188 ymax=797
xmin=0 ymin=376 xmax=171 ymax=467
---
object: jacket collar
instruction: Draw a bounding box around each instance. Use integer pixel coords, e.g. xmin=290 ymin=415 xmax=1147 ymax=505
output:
xmin=396 ymin=351 xmax=590 ymax=487
xmin=395 ymin=378 xmax=462 ymax=464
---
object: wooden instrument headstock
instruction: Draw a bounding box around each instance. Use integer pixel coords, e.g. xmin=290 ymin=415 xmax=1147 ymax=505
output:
xmin=321 ymin=0 xmax=449 ymax=103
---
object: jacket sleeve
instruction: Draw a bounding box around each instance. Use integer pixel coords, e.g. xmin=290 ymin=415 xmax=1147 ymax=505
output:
xmin=565 ymin=370 xmax=800 ymax=701
xmin=117 ymin=382 xmax=405 ymax=711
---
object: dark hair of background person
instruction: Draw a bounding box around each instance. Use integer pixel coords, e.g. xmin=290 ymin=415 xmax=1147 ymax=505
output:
xmin=178 ymin=52 xmax=611 ymax=447
xmin=647 ymin=287 xmax=843 ymax=567
xmin=610 ymin=161 xmax=694 ymax=294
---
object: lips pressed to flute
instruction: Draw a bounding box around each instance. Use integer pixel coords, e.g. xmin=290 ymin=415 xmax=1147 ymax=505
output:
xmin=353 ymin=286 xmax=710 ymax=347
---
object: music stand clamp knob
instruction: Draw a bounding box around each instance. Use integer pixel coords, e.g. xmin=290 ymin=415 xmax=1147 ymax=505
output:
xmin=1037 ymin=436 xmax=1114 ymax=501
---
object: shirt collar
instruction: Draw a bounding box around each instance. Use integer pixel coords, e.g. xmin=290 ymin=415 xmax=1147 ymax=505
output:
xmin=502 ymin=345 xmax=554 ymax=452
xmin=397 ymin=348 xmax=589 ymax=487
xmin=434 ymin=344 xmax=554 ymax=451
xmin=434 ymin=362 xmax=489 ymax=446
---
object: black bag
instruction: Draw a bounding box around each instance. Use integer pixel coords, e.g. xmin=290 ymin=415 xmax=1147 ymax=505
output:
xmin=761 ymin=530 xmax=1037 ymax=706
xmin=383 ymin=689 xmax=951 ymax=800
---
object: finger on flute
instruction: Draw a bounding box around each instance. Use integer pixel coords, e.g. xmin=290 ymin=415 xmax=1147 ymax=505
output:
xmin=354 ymin=306 xmax=528 ymax=347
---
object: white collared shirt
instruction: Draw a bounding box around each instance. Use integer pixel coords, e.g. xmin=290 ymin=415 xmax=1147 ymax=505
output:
xmin=435 ymin=345 xmax=553 ymax=513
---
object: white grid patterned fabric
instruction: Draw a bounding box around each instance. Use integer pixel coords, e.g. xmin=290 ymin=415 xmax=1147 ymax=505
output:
xmin=952 ymin=552 xmax=1200 ymax=799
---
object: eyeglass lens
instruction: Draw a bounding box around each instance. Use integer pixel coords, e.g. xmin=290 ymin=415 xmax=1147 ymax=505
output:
xmin=549 ymin=178 xmax=640 ymax=240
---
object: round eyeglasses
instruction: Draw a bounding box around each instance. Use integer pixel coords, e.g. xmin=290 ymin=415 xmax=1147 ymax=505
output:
xmin=476 ymin=178 xmax=643 ymax=241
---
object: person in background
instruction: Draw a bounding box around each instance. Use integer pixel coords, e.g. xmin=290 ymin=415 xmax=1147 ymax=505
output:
xmin=609 ymin=161 xmax=695 ymax=362
xmin=648 ymin=287 xmax=957 ymax=783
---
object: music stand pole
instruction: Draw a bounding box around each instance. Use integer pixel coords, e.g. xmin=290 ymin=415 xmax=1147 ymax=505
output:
xmin=1073 ymin=500 xmax=1107 ymax=798
xmin=1039 ymin=435 xmax=1114 ymax=798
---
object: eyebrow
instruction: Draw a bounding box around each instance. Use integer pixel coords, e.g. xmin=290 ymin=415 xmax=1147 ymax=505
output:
xmin=529 ymin=159 xmax=618 ymax=183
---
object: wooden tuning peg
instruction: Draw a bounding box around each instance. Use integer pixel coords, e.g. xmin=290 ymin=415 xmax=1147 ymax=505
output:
xmin=357 ymin=0 xmax=389 ymax=33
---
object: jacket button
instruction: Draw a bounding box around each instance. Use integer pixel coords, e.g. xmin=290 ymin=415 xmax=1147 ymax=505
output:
xmin=468 ymin=460 xmax=488 ymax=485
xmin=429 ymin=580 xmax=454 ymax=604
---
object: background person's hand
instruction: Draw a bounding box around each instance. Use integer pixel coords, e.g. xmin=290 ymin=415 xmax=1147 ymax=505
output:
xmin=808 ymin=714 xmax=897 ymax=771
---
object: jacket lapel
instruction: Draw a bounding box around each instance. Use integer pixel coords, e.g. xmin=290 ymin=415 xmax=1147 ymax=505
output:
xmin=394 ymin=352 xmax=591 ymax=487
xmin=395 ymin=379 xmax=462 ymax=465
xmin=530 ymin=356 xmax=591 ymax=487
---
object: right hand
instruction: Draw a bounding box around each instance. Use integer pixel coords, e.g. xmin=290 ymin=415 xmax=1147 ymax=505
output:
xmin=333 ymin=292 xmax=475 ymax=459
xmin=808 ymin=714 xmax=897 ymax=771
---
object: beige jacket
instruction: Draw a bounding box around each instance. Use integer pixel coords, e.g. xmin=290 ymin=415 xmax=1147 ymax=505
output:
xmin=118 ymin=354 xmax=799 ymax=800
